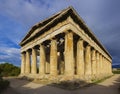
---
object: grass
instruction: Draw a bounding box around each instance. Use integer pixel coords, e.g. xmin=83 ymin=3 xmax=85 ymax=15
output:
xmin=92 ymin=75 xmax=113 ymax=84
xmin=112 ymin=70 xmax=120 ymax=74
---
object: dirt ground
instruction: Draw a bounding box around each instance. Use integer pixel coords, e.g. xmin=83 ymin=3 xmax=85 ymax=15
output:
xmin=2 ymin=74 xmax=120 ymax=94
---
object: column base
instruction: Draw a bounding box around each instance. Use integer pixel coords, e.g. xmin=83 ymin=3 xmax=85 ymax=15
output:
xmin=84 ymin=74 xmax=92 ymax=81
xmin=19 ymin=73 xmax=113 ymax=83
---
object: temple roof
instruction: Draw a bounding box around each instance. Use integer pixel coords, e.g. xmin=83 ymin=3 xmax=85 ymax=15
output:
xmin=20 ymin=6 xmax=112 ymax=59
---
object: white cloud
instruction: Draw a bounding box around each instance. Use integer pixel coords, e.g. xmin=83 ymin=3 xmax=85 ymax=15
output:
xmin=0 ymin=47 xmax=20 ymax=56
xmin=0 ymin=62 xmax=5 ymax=64
xmin=0 ymin=47 xmax=21 ymax=65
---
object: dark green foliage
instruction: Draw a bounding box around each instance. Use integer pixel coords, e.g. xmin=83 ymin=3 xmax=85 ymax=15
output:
xmin=0 ymin=63 xmax=20 ymax=77
xmin=0 ymin=79 xmax=10 ymax=93
xmin=0 ymin=76 xmax=10 ymax=93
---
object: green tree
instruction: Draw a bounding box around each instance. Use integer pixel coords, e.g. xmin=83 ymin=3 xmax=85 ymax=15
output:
xmin=0 ymin=63 xmax=20 ymax=77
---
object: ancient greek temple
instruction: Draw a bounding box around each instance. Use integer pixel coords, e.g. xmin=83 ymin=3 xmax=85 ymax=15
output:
xmin=20 ymin=7 xmax=112 ymax=81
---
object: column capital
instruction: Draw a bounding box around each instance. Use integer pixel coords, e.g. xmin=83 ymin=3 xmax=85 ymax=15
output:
xmin=86 ymin=44 xmax=91 ymax=49
xmin=79 ymin=37 xmax=83 ymax=41
xmin=21 ymin=51 xmax=26 ymax=54
xmin=39 ymin=43 xmax=45 ymax=48
xmin=26 ymin=49 xmax=31 ymax=53
xmin=64 ymin=30 xmax=73 ymax=34
xmin=32 ymin=46 xmax=38 ymax=50
xmin=50 ymin=37 xmax=56 ymax=41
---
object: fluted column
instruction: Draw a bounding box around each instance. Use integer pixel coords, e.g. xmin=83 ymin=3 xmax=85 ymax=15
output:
xmin=101 ymin=56 xmax=103 ymax=75
xmin=85 ymin=45 xmax=91 ymax=80
xmin=25 ymin=50 xmax=31 ymax=74
xmin=31 ymin=48 xmax=37 ymax=74
xmin=105 ymin=58 xmax=108 ymax=74
xmin=107 ymin=60 xmax=110 ymax=74
xmin=76 ymin=39 xmax=84 ymax=77
xmin=64 ymin=32 xmax=74 ymax=76
xmin=91 ymin=49 xmax=96 ymax=79
xmin=50 ymin=39 xmax=58 ymax=76
xmin=39 ymin=44 xmax=46 ymax=75
xmin=103 ymin=57 xmax=106 ymax=75
xmin=46 ymin=54 xmax=50 ymax=74
xmin=46 ymin=62 xmax=50 ymax=74
xmin=21 ymin=52 xmax=26 ymax=74
xmin=107 ymin=60 xmax=109 ymax=74
xmin=109 ymin=61 xmax=112 ymax=74
xmin=99 ymin=54 xmax=102 ymax=76
xmin=96 ymin=52 xmax=100 ymax=77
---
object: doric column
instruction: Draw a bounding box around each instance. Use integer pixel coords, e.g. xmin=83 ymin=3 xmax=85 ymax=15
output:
xmin=85 ymin=45 xmax=92 ymax=79
xmin=76 ymin=39 xmax=84 ymax=77
xmin=31 ymin=48 xmax=37 ymax=74
xmin=64 ymin=32 xmax=74 ymax=76
xmin=96 ymin=52 xmax=100 ymax=76
xmin=91 ymin=49 xmax=96 ymax=78
xmin=39 ymin=44 xmax=46 ymax=75
xmin=103 ymin=57 xmax=106 ymax=75
xmin=107 ymin=59 xmax=109 ymax=74
xmin=21 ymin=52 xmax=26 ymax=74
xmin=50 ymin=39 xmax=58 ymax=76
xmin=99 ymin=54 xmax=102 ymax=75
xmin=107 ymin=60 xmax=110 ymax=74
xmin=109 ymin=61 xmax=112 ymax=74
xmin=46 ymin=53 xmax=50 ymax=74
xmin=25 ymin=50 xmax=31 ymax=74
xmin=101 ymin=56 xmax=103 ymax=74
xmin=107 ymin=60 xmax=109 ymax=74
xmin=105 ymin=58 xmax=108 ymax=74
xmin=46 ymin=61 xmax=50 ymax=74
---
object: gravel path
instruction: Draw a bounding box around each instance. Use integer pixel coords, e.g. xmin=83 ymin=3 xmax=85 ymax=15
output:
xmin=2 ymin=74 xmax=120 ymax=94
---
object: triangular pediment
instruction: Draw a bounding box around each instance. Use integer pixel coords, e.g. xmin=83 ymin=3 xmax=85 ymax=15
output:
xmin=20 ymin=6 xmax=90 ymax=46
xmin=20 ymin=6 xmax=74 ymax=45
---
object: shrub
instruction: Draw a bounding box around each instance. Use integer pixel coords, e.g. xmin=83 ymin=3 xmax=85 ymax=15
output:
xmin=0 ymin=78 xmax=10 ymax=93
xmin=0 ymin=63 xmax=20 ymax=77
xmin=112 ymin=69 xmax=120 ymax=74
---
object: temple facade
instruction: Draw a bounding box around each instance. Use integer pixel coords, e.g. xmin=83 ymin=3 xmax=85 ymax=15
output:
xmin=20 ymin=7 xmax=112 ymax=81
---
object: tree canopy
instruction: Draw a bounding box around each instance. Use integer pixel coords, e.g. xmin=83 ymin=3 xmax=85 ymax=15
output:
xmin=0 ymin=63 xmax=20 ymax=77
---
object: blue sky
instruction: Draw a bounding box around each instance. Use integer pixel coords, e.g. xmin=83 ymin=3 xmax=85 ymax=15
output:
xmin=0 ymin=0 xmax=120 ymax=66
